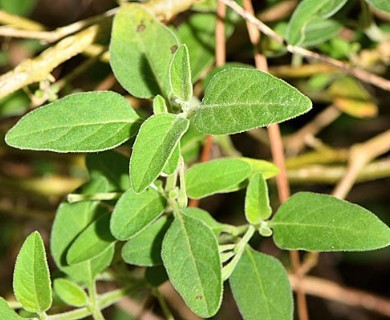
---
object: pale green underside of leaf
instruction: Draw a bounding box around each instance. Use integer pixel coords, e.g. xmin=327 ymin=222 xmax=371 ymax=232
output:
xmin=0 ymin=297 xmax=23 ymax=320
xmin=130 ymin=114 xmax=189 ymax=193
xmin=67 ymin=211 xmax=116 ymax=265
xmin=245 ymin=173 xmax=272 ymax=224
xmin=163 ymin=144 xmax=180 ymax=175
xmin=153 ymin=95 xmax=168 ymax=114
xmin=365 ymin=0 xmax=390 ymax=13
xmin=13 ymin=231 xmax=52 ymax=313
xmin=185 ymin=158 xmax=251 ymax=199
xmin=110 ymin=4 xmax=179 ymax=98
xmin=110 ymin=188 xmax=166 ymax=241
xmin=122 ymin=216 xmax=172 ymax=266
xmin=162 ymin=214 xmax=222 ymax=317
xmin=5 ymin=91 xmax=140 ymax=152
xmin=51 ymin=181 xmax=114 ymax=284
xmin=54 ymin=278 xmax=88 ymax=307
xmin=271 ymin=192 xmax=390 ymax=251
xmin=193 ymin=68 xmax=312 ymax=135
xmin=300 ymin=17 xmax=342 ymax=47
xmin=286 ymin=0 xmax=348 ymax=45
xmin=239 ymin=157 xmax=279 ymax=179
xmin=230 ymin=246 xmax=293 ymax=320
xmin=170 ymin=44 xmax=192 ymax=102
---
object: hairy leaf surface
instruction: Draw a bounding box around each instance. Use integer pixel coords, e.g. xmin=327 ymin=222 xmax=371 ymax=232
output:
xmin=110 ymin=188 xmax=166 ymax=241
xmin=230 ymin=247 xmax=293 ymax=320
xmin=245 ymin=173 xmax=272 ymax=224
xmin=193 ymin=68 xmax=312 ymax=135
xmin=170 ymin=44 xmax=192 ymax=102
xmin=130 ymin=114 xmax=189 ymax=193
xmin=13 ymin=232 xmax=52 ymax=313
xmin=162 ymin=214 xmax=222 ymax=317
xmin=271 ymin=192 xmax=390 ymax=251
xmin=5 ymin=91 xmax=140 ymax=152
xmin=110 ymin=4 xmax=179 ymax=98
xmin=54 ymin=278 xmax=88 ymax=307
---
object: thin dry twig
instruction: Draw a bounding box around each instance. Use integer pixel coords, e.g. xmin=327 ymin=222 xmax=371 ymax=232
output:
xmin=220 ymin=0 xmax=390 ymax=91
xmin=289 ymin=274 xmax=390 ymax=317
xmin=242 ymin=0 xmax=308 ymax=319
xmin=333 ymin=130 xmax=390 ymax=199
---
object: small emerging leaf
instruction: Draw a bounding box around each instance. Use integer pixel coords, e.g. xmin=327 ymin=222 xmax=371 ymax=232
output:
xmin=67 ymin=212 xmax=116 ymax=265
xmin=153 ymin=95 xmax=168 ymax=114
xmin=193 ymin=68 xmax=312 ymax=135
xmin=5 ymin=91 xmax=140 ymax=152
xmin=54 ymin=278 xmax=88 ymax=307
xmin=245 ymin=173 xmax=272 ymax=224
xmin=271 ymin=192 xmax=390 ymax=251
xmin=170 ymin=44 xmax=193 ymax=102
xmin=130 ymin=114 xmax=189 ymax=193
xmin=13 ymin=231 xmax=52 ymax=313
xmin=230 ymin=246 xmax=293 ymax=320
xmin=162 ymin=213 xmax=222 ymax=317
xmin=110 ymin=188 xmax=166 ymax=241
xmin=122 ymin=216 xmax=172 ymax=266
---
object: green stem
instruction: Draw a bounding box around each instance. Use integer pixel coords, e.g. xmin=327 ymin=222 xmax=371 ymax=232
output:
xmin=88 ymin=281 xmax=105 ymax=320
xmin=222 ymin=225 xmax=255 ymax=281
xmin=152 ymin=288 xmax=175 ymax=320
xmin=67 ymin=192 xmax=122 ymax=203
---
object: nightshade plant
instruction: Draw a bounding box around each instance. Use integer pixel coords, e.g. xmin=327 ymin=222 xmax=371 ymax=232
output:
xmin=2 ymin=2 xmax=390 ymax=320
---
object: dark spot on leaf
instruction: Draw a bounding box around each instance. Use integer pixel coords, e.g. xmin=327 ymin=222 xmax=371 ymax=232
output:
xmin=170 ymin=45 xmax=178 ymax=54
xmin=137 ymin=23 xmax=145 ymax=32
xmin=196 ymin=295 xmax=203 ymax=300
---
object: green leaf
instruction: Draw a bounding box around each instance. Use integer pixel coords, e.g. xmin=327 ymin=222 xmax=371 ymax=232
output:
xmin=181 ymin=122 xmax=205 ymax=163
xmin=300 ymin=17 xmax=342 ymax=47
xmin=182 ymin=208 xmax=223 ymax=236
xmin=5 ymin=91 xmax=140 ymax=152
xmin=13 ymin=231 xmax=52 ymax=313
xmin=365 ymin=0 xmax=390 ymax=12
xmin=67 ymin=211 xmax=116 ymax=265
xmin=153 ymin=95 xmax=168 ymax=114
xmin=122 ymin=216 xmax=172 ymax=266
xmin=271 ymin=192 xmax=390 ymax=251
xmin=51 ymin=180 xmax=114 ymax=284
xmin=245 ymin=173 xmax=272 ymax=224
xmin=185 ymin=158 xmax=251 ymax=199
xmin=110 ymin=4 xmax=179 ymax=98
xmin=286 ymin=0 xmax=348 ymax=46
xmin=0 ymin=297 xmax=23 ymax=319
xmin=239 ymin=157 xmax=279 ymax=179
xmin=169 ymin=44 xmax=192 ymax=102
xmin=162 ymin=144 xmax=180 ymax=175
xmin=86 ymin=151 xmax=130 ymax=191
xmin=230 ymin=246 xmax=293 ymax=320
xmin=130 ymin=114 xmax=189 ymax=193
xmin=110 ymin=188 xmax=166 ymax=241
xmin=54 ymin=278 xmax=88 ymax=307
xmin=162 ymin=213 xmax=222 ymax=317
xmin=193 ymin=68 xmax=312 ymax=135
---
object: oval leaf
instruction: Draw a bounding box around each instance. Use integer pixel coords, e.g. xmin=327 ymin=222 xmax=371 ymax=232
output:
xmin=365 ymin=0 xmax=390 ymax=13
xmin=170 ymin=44 xmax=192 ymax=102
xmin=0 ymin=297 xmax=23 ymax=319
xmin=51 ymin=178 xmax=114 ymax=283
xmin=54 ymin=278 xmax=88 ymax=307
xmin=271 ymin=192 xmax=390 ymax=251
xmin=5 ymin=91 xmax=140 ymax=152
xmin=193 ymin=68 xmax=312 ymax=135
xmin=245 ymin=173 xmax=272 ymax=224
xmin=130 ymin=114 xmax=189 ymax=193
xmin=13 ymin=231 xmax=52 ymax=313
xmin=239 ymin=157 xmax=279 ymax=179
xmin=122 ymin=216 xmax=172 ymax=266
xmin=162 ymin=214 xmax=222 ymax=317
xmin=110 ymin=188 xmax=167 ymax=241
xmin=185 ymin=158 xmax=251 ymax=199
xmin=183 ymin=207 xmax=223 ymax=236
xmin=230 ymin=246 xmax=293 ymax=320
xmin=67 ymin=211 xmax=116 ymax=265
xmin=110 ymin=4 xmax=179 ymax=98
